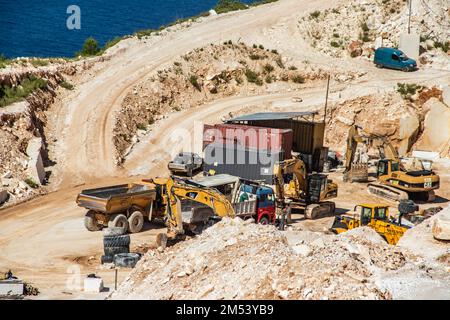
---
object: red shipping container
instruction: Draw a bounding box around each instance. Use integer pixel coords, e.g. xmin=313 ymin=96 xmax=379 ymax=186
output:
xmin=203 ymin=123 xmax=293 ymax=159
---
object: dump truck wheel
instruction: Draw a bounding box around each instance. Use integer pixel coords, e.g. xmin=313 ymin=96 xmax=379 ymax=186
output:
xmin=104 ymin=246 xmax=130 ymax=256
xmin=114 ymin=253 xmax=141 ymax=268
xmin=84 ymin=210 xmax=101 ymax=232
xmin=103 ymin=234 xmax=131 ymax=248
xmin=103 ymin=227 xmax=126 ymax=236
xmin=108 ymin=214 xmax=129 ymax=234
xmin=128 ymin=211 xmax=144 ymax=233
xmin=259 ymin=216 xmax=270 ymax=225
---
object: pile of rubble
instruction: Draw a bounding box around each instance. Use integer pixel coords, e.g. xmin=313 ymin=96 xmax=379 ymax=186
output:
xmin=113 ymin=43 xmax=365 ymax=163
xmin=298 ymin=0 xmax=449 ymax=68
xmin=324 ymin=86 xmax=449 ymax=157
xmin=111 ymin=217 xmax=448 ymax=300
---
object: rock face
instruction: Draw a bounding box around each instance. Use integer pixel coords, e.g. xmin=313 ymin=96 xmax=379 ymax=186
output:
xmin=398 ymin=206 xmax=450 ymax=260
xmin=432 ymin=208 xmax=450 ymax=241
xmin=325 ymin=93 xmax=421 ymax=156
xmin=414 ymin=98 xmax=450 ymax=157
xmin=26 ymin=137 xmax=46 ymax=185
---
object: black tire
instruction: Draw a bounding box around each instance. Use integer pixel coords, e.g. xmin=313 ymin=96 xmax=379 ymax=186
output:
xmin=128 ymin=211 xmax=144 ymax=233
xmin=84 ymin=210 xmax=101 ymax=232
xmin=101 ymin=255 xmax=114 ymax=264
xmin=103 ymin=227 xmax=126 ymax=237
xmin=258 ymin=216 xmax=270 ymax=225
xmin=108 ymin=214 xmax=129 ymax=234
xmin=104 ymin=246 xmax=130 ymax=256
xmin=402 ymin=66 xmax=409 ymax=72
xmin=114 ymin=253 xmax=141 ymax=268
xmin=103 ymin=234 xmax=130 ymax=248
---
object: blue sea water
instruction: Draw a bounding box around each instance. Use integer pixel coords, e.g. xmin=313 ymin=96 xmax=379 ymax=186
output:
xmin=0 ymin=0 xmax=257 ymax=58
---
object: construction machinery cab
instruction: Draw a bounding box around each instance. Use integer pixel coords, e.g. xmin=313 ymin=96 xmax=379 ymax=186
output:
xmin=307 ymin=174 xmax=328 ymax=203
xmin=377 ymin=159 xmax=399 ymax=177
xmin=354 ymin=204 xmax=388 ymax=225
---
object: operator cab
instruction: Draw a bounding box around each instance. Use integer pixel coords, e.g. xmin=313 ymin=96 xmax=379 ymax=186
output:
xmin=307 ymin=174 xmax=328 ymax=202
xmin=354 ymin=205 xmax=389 ymax=225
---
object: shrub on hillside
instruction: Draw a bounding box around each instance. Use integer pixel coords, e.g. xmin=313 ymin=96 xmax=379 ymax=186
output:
xmin=214 ymin=0 xmax=247 ymax=14
xmin=78 ymin=37 xmax=101 ymax=57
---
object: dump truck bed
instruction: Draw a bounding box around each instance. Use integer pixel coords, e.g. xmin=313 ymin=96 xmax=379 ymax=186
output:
xmin=76 ymin=183 xmax=156 ymax=214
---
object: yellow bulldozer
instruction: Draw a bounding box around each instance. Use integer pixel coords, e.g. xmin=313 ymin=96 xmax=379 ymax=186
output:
xmin=330 ymin=201 xmax=418 ymax=245
xmin=343 ymin=125 xmax=440 ymax=202
xmin=273 ymin=157 xmax=338 ymax=220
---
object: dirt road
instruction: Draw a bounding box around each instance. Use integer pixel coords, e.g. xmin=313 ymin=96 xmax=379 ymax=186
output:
xmin=0 ymin=0 xmax=449 ymax=299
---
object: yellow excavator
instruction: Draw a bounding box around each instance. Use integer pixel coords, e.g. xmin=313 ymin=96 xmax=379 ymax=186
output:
xmin=150 ymin=176 xmax=235 ymax=248
xmin=330 ymin=201 xmax=418 ymax=245
xmin=343 ymin=125 xmax=440 ymax=202
xmin=273 ymin=158 xmax=338 ymax=219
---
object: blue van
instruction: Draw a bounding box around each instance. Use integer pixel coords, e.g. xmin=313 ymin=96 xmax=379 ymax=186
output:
xmin=374 ymin=47 xmax=417 ymax=71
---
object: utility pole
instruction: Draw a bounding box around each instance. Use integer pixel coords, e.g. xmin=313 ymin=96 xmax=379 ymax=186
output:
xmin=408 ymin=0 xmax=412 ymax=34
xmin=323 ymin=74 xmax=331 ymax=123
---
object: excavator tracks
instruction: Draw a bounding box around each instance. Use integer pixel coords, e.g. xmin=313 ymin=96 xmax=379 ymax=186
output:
xmin=305 ymin=201 xmax=336 ymax=220
xmin=367 ymin=182 xmax=409 ymax=202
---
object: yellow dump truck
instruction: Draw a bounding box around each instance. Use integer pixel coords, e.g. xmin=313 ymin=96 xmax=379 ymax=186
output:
xmin=76 ymin=181 xmax=162 ymax=233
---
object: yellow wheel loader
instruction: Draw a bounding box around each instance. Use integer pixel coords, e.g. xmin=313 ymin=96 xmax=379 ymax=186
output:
xmin=344 ymin=125 xmax=440 ymax=202
xmin=273 ymin=158 xmax=338 ymax=220
xmin=330 ymin=202 xmax=417 ymax=245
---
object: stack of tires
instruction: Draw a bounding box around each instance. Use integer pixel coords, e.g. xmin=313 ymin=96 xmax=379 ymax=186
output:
xmin=101 ymin=227 xmax=130 ymax=264
xmin=101 ymin=227 xmax=141 ymax=268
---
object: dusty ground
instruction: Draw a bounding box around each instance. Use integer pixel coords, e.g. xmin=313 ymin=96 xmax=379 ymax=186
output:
xmin=0 ymin=0 xmax=449 ymax=299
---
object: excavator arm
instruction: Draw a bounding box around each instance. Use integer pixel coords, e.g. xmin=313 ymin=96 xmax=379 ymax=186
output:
xmin=158 ymin=176 xmax=235 ymax=243
xmin=273 ymin=158 xmax=308 ymax=201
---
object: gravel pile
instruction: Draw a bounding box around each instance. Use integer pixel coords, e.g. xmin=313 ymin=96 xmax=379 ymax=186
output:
xmin=111 ymin=217 xmax=444 ymax=300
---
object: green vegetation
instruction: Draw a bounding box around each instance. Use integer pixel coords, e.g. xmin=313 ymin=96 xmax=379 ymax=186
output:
xmin=30 ymin=59 xmax=49 ymax=67
xmin=330 ymin=41 xmax=340 ymax=48
xmin=360 ymin=22 xmax=369 ymax=32
xmin=24 ymin=178 xmax=39 ymax=189
xmin=288 ymin=66 xmax=298 ymax=70
xmin=333 ymin=33 xmax=340 ymax=38
xmin=396 ymin=83 xmax=422 ymax=99
xmin=60 ymin=81 xmax=74 ymax=90
xmin=291 ymin=75 xmax=305 ymax=84
xmin=271 ymin=49 xmax=278 ymax=54
xmin=137 ymin=123 xmax=147 ymax=130
xmin=214 ymin=0 xmax=247 ymax=14
xmin=245 ymin=69 xmax=263 ymax=86
xmin=263 ymin=63 xmax=274 ymax=73
xmin=0 ymin=54 xmax=10 ymax=69
xmin=189 ymin=74 xmax=202 ymax=91
xmin=332 ymin=8 xmax=340 ymax=14
xmin=249 ymin=54 xmax=263 ymax=60
xmin=265 ymin=75 xmax=273 ymax=83
xmin=309 ymin=11 xmax=321 ymax=19
xmin=77 ymin=37 xmax=101 ymax=57
xmin=103 ymin=36 xmax=125 ymax=51
xmin=0 ymin=76 xmax=47 ymax=108
xmin=275 ymin=57 xmax=284 ymax=69
xmin=434 ymin=41 xmax=450 ymax=52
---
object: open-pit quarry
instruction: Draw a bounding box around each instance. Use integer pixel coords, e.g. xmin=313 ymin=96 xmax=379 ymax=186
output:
xmin=0 ymin=0 xmax=449 ymax=300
